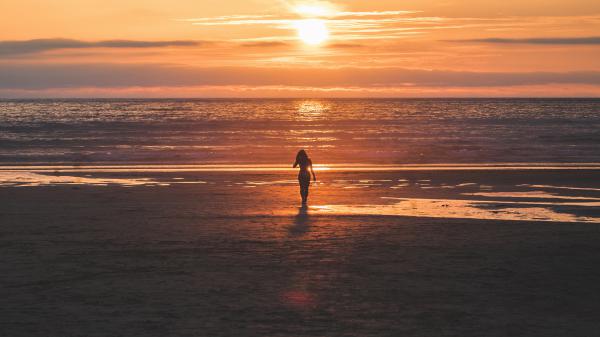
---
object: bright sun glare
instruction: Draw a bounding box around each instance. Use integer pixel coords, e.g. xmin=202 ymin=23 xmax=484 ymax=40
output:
xmin=295 ymin=19 xmax=330 ymax=45
xmin=294 ymin=4 xmax=333 ymax=17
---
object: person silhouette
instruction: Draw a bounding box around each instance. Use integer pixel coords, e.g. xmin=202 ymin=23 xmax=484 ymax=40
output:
xmin=293 ymin=149 xmax=317 ymax=204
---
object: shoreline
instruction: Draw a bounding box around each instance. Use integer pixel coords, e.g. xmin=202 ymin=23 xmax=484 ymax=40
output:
xmin=2 ymin=162 xmax=600 ymax=172
xmin=1 ymin=167 xmax=599 ymax=223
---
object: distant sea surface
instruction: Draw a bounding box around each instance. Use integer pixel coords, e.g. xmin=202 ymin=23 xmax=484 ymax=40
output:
xmin=1 ymin=98 xmax=599 ymax=165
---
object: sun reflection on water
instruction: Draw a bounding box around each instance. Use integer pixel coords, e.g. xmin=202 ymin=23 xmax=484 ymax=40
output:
xmin=296 ymin=100 xmax=329 ymax=121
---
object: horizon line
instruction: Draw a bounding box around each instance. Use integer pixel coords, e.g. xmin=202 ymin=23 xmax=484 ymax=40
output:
xmin=2 ymin=96 xmax=600 ymax=100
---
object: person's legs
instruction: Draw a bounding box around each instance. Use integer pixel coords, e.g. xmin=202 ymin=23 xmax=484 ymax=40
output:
xmin=298 ymin=178 xmax=305 ymax=203
xmin=300 ymin=185 xmax=306 ymax=203
xmin=299 ymin=185 xmax=306 ymax=202
xmin=299 ymin=179 xmax=309 ymax=203
xmin=302 ymin=185 xmax=308 ymax=203
xmin=304 ymin=183 xmax=309 ymax=202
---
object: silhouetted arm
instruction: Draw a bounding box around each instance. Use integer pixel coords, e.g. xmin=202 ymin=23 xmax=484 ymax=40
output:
xmin=293 ymin=160 xmax=298 ymax=168
xmin=310 ymin=163 xmax=317 ymax=181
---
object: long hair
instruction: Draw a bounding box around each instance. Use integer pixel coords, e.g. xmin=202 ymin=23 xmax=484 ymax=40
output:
xmin=296 ymin=149 xmax=309 ymax=166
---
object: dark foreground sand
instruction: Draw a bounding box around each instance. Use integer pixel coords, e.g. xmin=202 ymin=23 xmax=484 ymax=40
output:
xmin=1 ymin=168 xmax=600 ymax=336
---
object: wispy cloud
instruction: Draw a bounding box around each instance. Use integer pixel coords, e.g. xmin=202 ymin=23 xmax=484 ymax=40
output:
xmin=0 ymin=39 xmax=206 ymax=56
xmin=447 ymin=36 xmax=600 ymax=45
xmin=178 ymin=14 xmax=276 ymax=22
xmin=334 ymin=11 xmax=420 ymax=17
xmin=181 ymin=8 xmax=600 ymax=45
xmin=190 ymin=19 xmax=292 ymax=26
xmin=240 ymin=41 xmax=290 ymax=48
xmin=326 ymin=43 xmax=364 ymax=49
xmin=184 ymin=10 xmax=451 ymax=42
xmin=186 ymin=13 xmax=436 ymax=27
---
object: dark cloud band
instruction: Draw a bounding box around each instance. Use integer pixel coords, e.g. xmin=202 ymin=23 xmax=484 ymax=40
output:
xmin=448 ymin=37 xmax=600 ymax=45
xmin=1 ymin=63 xmax=599 ymax=90
xmin=0 ymin=39 xmax=205 ymax=56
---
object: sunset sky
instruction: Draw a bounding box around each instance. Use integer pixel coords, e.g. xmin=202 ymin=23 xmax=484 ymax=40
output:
xmin=1 ymin=0 xmax=599 ymax=97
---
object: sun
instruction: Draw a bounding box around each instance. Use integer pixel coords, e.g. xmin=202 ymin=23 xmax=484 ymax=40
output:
xmin=295 ymin=19 xmax=330 ymax=45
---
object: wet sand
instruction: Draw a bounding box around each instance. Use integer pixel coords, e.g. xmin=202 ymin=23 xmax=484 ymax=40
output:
xmin=1 ymin=168 xmax=600 ymax=336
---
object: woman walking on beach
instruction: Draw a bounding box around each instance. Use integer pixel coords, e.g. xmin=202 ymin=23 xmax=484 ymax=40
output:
xmin=293 ymin=149 xmax=317 ymax=204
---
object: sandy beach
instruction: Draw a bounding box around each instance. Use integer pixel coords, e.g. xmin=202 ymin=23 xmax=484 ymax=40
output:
xmin=1 ymin=166 xmax=600 ymax=336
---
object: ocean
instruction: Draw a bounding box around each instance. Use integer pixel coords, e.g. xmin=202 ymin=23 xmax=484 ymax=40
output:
xmin=1 ymin=98 xmax=599 ymax=165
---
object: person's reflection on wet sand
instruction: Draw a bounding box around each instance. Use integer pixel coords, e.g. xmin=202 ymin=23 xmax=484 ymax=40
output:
xmin=289 ymin=205 xmax=310 ymax=237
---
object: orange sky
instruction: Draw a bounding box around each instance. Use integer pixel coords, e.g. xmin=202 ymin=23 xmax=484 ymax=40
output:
xmin=1 ymin=0 xmax=599 ymax=97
